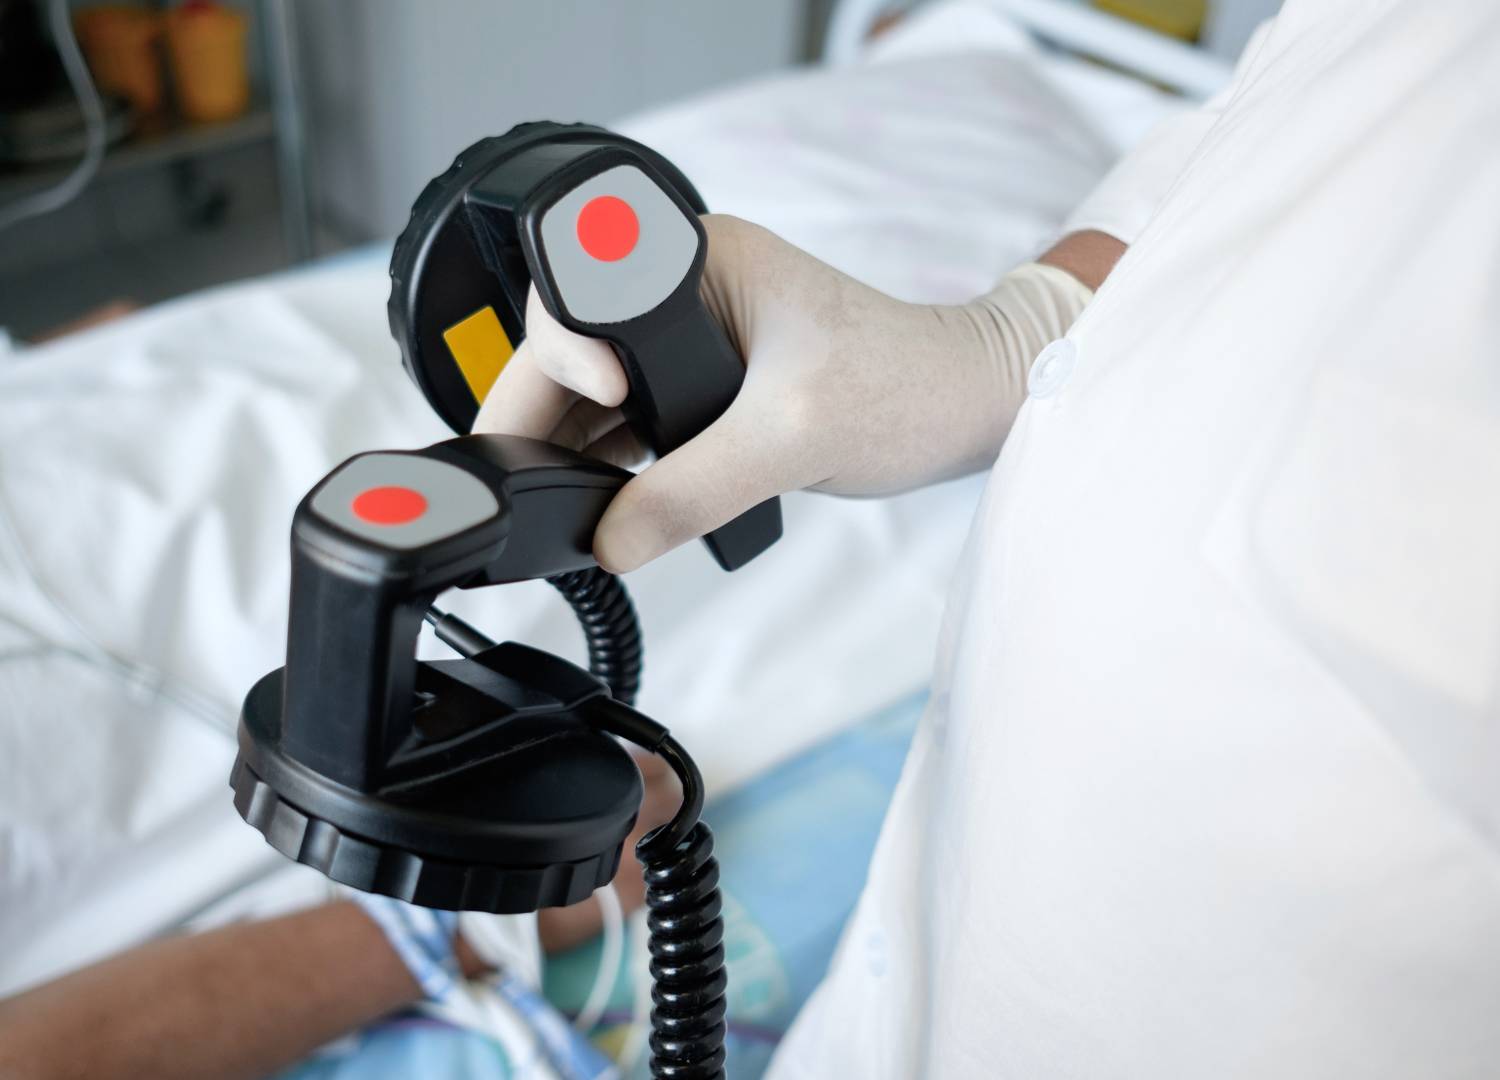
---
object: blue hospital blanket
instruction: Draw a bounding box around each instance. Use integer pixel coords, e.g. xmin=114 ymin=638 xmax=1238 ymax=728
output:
xmin=279 ymin=693 xmax=923 ymax=1079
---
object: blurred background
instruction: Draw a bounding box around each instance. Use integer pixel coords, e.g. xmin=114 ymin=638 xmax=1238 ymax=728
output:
xmin=0 ymin=0 xmax=1273 ymax=343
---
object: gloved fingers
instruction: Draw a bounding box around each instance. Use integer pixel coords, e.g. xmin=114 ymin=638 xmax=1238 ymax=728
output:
xmin=582 ymin=423 xmax=647 ymax=470
xmin=472 ymin=282 xmax=633 ymax=438
xmin=550 ymin=396 xmax=624 ymax=452
xmin=592 ymin=396 xmax=799 ymax=573
xmin=523 ymin=286 xmax=629 ymax=407
xmin=471 ymin=337 xmax=576 ymax=439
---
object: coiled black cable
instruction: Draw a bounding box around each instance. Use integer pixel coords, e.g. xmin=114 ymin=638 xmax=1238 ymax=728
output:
xmin=587 ymin=696 xmax=727 ymax=1080
xmin=640 ymin=822 xmax=727 ymax=1078
xmin=428 ymin=571 xmax=726 ymax=1079
xmin=547 ymin=567 xmax=644 ymax=706
xmin=553 ymin=575 xmax=726 ymax=1078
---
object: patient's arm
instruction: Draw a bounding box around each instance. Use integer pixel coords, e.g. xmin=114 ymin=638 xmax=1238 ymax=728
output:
xmin=0 ymin=901 xmax=423 ymax=1080
xmin=0 ymin=751 xmax=679 ymax=1078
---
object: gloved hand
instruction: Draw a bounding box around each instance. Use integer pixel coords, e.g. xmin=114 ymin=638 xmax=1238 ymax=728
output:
xmin=474 ymin=214 xmax=1093 ymax=572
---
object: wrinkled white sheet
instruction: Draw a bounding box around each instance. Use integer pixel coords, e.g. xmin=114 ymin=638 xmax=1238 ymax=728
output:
xmin=0 ymin=1 xmax=1181 ymax=996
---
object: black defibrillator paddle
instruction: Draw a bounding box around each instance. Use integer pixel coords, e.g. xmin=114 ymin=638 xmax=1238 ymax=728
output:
xmin=232 ymin=123 xmax=769 ymax=1079
xmin=388 ymin=120 xmax=781 ymax=571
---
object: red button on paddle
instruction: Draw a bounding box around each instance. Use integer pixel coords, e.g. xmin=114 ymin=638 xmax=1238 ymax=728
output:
xmin=576 ymin=195 xmax=639 ymax=262
xmin=351 ymin=485 xmax=428 ymax=525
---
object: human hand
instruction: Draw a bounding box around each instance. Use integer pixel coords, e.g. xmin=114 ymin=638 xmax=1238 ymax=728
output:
xmin=475 ymin=214 xmax=1093 ymax=572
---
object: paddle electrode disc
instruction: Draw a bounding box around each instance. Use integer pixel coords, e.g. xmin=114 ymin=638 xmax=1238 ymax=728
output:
xmin=387 ymin=122 xmax=708 ymax=435
xmin=234 ymin=667 xmax=644 ymax=912
xmin=231 ymin=437 xmax=649 ymax=913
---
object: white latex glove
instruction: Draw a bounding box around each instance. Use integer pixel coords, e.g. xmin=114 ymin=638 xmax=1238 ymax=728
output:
xmin=474 ymin=215 xmax=1092 ymax=572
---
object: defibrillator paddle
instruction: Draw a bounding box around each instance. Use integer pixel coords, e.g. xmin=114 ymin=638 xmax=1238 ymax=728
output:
xmin=235 ymin=124 xmax=761 ymax=1080
xmin=388 ymin=121 xmax=781 ymax=570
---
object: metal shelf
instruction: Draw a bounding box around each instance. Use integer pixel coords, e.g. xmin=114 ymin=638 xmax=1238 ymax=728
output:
xmin=0 ymin=107 xmax=276 ymax=203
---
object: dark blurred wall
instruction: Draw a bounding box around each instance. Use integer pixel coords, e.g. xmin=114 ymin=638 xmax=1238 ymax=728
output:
xmin=296 ymin=0 xmax=808 ymax=242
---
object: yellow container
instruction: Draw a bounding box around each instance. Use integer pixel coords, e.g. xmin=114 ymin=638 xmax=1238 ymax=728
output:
xmin=74 ymin=6 xmax=165 ymax=116
xmin=1093 ymin=0 xmax=1207 ymax=42
xmin=164 ymin=3 xmax=250 ymax=123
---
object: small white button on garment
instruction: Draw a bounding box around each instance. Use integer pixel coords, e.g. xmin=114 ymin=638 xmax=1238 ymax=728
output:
xmin=1028 ymin=338 xmax=1077 ymax=399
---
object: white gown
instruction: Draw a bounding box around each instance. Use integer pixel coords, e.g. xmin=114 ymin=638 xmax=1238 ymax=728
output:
xmin=770 ymin=1 xmax=1500 ymax=1076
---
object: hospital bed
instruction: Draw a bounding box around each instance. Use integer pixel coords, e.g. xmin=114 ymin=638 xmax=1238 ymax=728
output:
xmin=0 ymin=0 xmax=1224 ymax=1037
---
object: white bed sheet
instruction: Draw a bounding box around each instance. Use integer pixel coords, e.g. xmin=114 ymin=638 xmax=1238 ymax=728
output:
xmin=0 ymin=1 xmax=1183 ymax=995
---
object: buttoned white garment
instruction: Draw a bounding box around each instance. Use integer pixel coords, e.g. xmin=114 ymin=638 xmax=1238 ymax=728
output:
xmin=769 ymin=2 xmax=1500 ymax=1076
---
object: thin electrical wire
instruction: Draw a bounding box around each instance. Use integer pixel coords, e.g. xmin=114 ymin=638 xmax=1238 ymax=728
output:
xmin=617 ymin=906 xmax=653 ymax=1074
xmin=573 ymin=883 xmax=624 ymax=1036
xmin=422 ymin=980 xmax=553 ymax=1078
xmin=0 ymin=0 xmax=110 ymax=231
xmin=0 ymin=483 xmax=233 ymax=731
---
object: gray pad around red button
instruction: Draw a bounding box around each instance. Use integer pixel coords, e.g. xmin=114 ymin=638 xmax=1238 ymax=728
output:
xmin=538 ymin=163 xmax=699 ymax=326
xmin=309 ymin=453 xmax=501 ymax=551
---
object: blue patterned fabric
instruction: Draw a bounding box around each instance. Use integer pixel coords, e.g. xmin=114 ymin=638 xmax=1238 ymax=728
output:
xmin=349 ymin=894 xmax=461 ymax=1001
xmin=547 ymin=693 xmax=924 ymax=1077
xmin=276 ymin=694 xmax=923 ymax=1080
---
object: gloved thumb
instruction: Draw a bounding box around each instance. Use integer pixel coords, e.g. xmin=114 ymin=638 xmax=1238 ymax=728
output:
xmin=593 ymin=396 xmax=793 ymax=573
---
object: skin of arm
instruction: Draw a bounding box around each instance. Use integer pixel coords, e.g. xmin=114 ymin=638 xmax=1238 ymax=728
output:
xmin=1038 ymin=229 xmax=1127 ymax=293
xmin=0 ymin=901 xmax=423 ymax=1080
